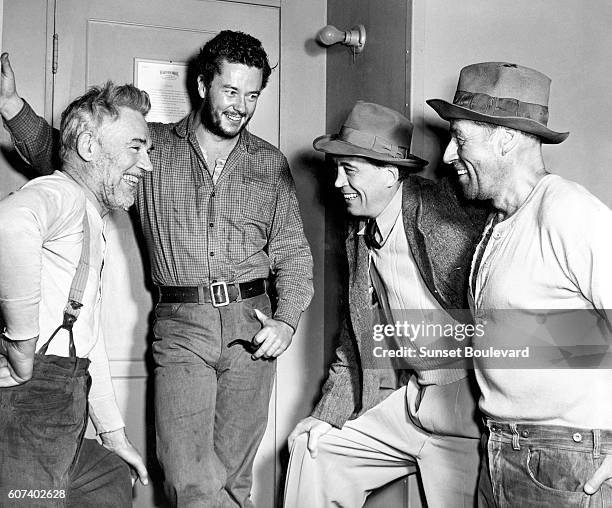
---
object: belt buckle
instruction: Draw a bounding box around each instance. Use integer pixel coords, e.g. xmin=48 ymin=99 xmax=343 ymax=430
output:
xmin=210 ymin=282 xmax=230 ymax=307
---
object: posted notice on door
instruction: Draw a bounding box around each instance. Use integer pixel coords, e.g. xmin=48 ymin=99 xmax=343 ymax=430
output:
xmin=134 ymin=58 xmax=190 ymax=123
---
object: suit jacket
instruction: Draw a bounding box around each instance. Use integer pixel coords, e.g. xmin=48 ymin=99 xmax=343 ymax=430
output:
xmin=312 ymin=175 xmax=488 ymax=428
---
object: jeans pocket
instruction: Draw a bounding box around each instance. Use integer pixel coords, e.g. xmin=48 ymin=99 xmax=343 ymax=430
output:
xmin=12 ymin=379 xmax=72 ymax=411
xmin=242 ymin=293 xmax=272 ymax=323
xmin=154 ymin=303 xmax=183 ymax=319
xmin=526 ymin=447 xmax=591 ymax=503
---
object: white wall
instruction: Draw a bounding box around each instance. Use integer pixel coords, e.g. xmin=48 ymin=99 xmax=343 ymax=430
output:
xmin=277 ymin=0 xmax=327 ymax=443
xmin=411 ymin=0 xmax=612 ymax=206
xmin=0 ymin=1 xmax=4 ymax=49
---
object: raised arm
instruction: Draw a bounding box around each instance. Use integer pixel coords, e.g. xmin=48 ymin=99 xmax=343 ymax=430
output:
xmin=1 ymin=52 xmax=58 ymax=174
xmin=0 ymin=53 xmax=24 ymax=119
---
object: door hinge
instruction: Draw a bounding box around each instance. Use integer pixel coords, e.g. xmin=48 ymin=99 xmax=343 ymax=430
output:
xmin=52 ymin=33 xmax=59 ymax=74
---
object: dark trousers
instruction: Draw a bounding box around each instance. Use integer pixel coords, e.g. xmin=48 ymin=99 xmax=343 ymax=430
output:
xmin=478 ymin=420 xmax=612 ymax=507
xmin=153 ymin=293 xmax=276 ymax=508
xmin=0 ymin=354 xmax=131 ymax=507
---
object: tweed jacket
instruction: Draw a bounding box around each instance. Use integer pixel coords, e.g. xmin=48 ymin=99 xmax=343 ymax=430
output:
xmin=312 ymin=175 xmax=488 ymax=428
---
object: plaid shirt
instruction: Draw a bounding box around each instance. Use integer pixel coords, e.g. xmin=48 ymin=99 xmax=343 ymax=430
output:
xmin=6 ymin=103 xmax=313 ymax=329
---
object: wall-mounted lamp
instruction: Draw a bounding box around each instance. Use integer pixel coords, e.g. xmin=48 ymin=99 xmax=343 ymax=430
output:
xmin=316 ymin=24 xmax=366 ymax=54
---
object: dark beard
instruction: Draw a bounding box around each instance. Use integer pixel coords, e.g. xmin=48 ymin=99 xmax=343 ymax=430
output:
xmin=201 ymin=95 xmax=244 ymax=139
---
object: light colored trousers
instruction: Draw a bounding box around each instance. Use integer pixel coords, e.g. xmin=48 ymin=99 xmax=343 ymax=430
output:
xmin=284 ymin=376 xmax=481 ymax=508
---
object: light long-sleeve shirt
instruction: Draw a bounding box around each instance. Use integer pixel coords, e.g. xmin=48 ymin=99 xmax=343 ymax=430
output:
xmin=470 ymin=174 xmax=612 ymax=428
xmin=0 ymin=171 xmax=124 ymax=433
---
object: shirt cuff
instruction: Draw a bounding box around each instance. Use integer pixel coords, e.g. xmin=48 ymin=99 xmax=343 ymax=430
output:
xmin=273 ymin=303 xmax=302 ymax=331
xmin=311 ymin=401 xmax=352 ymax=429
xmin=272 ymin=317 xmax=295 ymax=333
xmin=3 ymin=99 xmax=31 ymax=137
xmin=88 ymin=395 xmax=125 ymax=434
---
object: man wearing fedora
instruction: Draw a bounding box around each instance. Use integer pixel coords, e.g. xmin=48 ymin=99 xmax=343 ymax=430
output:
xmin=429 ymin=62 xmax=612 ymax=506
xmin=284 ymin=101 xmax=487 ymax=507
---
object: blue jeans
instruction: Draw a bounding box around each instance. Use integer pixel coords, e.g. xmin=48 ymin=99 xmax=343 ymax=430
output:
xmin=0 ymin=354 xmax=131 ymax=508
xmin=152 ymin=293 xmax=276 ymax=508
xmin=479 ymin=420 xmax=612 ymax=507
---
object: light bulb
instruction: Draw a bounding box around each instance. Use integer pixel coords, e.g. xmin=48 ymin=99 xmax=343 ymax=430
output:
xmin=316 ymin=25 xmax=346 ymax=46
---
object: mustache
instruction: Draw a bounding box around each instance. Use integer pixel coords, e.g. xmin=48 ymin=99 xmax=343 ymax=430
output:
xmin=225 ymin=109 xmax=246 ymax=118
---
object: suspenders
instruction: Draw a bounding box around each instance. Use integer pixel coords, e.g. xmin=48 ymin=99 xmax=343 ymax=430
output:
xmin=38 ymin=211 xmax=91 ymax=358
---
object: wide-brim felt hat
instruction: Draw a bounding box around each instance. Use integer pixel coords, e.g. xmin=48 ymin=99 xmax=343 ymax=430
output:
xmin=427 ymin=62 xmax=569 ymax=144
xmin=313 ymin=101 xmax=428 ymax=168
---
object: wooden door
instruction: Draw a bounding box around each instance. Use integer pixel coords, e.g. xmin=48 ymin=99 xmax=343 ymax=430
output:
xmin=51 ymin=1 xmax=281 ymax=506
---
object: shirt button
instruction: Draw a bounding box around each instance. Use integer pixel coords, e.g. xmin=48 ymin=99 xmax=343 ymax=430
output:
xmin=211 ymin=192 xmax=216 ymax=197
xmin=209 ymin=223 xmax=214 ymax=227
xmin=572 ymin=432 xmax=582 ymax=442
xmin=210 ymin=252 xmax=215 ymax=257
xmin=521 ymin=430 xmax=529 ymax=438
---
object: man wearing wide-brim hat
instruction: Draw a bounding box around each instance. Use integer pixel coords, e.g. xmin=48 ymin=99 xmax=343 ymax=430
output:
xmin=429 ymin=61 xmax=612 ymax=505
xmin=284 ymin=101 xmax=488 ymax=507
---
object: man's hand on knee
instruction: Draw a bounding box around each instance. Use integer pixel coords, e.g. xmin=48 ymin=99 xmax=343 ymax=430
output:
xmin=100 ymin=428 xmax=149 ymax=486
xmin=288 ymin=416 xmax=332 ymax=459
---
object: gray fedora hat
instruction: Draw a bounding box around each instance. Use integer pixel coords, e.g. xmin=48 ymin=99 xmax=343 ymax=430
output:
xmin=313 ymin=101 xmax=427 ymax=167
xmin=427 ymin=62 xmax=569 ymax=144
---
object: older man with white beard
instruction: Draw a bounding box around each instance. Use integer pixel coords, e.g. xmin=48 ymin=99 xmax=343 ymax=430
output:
xmin=0 ymin=82 xmax=152 ymax=507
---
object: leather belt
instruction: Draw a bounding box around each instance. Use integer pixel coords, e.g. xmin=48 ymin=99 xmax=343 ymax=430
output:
xmin=157 ymin=279 xmax=266 ymax=307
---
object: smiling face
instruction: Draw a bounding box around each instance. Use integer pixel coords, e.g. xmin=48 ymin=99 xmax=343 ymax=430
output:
xmin=93 ymin=107 xmax=152 ymax=211
xmin=198 ymin=60 xmax=263 ymax=139
xmin=333 ymin=156 xmax=398 ymax=218
xmin=442 ymin=119 xmax=502 ymax=201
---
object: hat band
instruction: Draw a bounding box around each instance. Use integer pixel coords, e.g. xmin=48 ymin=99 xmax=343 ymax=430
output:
xmin=454 ymin=90 xmax=549 ymax=125
xmin=339 ymin=126 xmax=408 ymax=159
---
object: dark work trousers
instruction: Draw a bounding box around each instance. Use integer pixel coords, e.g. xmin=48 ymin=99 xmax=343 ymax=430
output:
xmin=153 ymin=292 xmax=276 ymax=508
xmin=0 ymin=332 xmax=131 ymax=507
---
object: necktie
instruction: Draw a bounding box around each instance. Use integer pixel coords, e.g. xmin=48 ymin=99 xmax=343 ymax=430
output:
xmin=364 ymin=218 xmax=383 ymax=249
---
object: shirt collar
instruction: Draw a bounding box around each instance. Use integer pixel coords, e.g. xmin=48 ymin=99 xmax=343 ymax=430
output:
xmin=56 ymin=170 xmax=106 ymax=218
xmin=173 ymin=111 xmax=194 ymax=138
xmin=356 ymin=183 xmax=403 ymax=244
xmin=374 ymin=183 xmax=403 ymax=242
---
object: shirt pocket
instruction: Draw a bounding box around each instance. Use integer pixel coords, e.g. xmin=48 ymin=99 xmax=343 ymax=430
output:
xmin=227 ymin=177 xmax=277 ymax=264
xmin=240 ymin=176 xmax=277 ymax=224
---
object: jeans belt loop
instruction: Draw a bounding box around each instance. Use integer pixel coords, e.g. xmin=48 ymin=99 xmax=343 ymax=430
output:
xmin=234 ymin=283 xmax=243 ymax=303
xmin=510 ymin=423 xmax=520 ymax=450
xmin=210 ymin=281 xmax=230 ymax=307
xmin=197 ymin=285 xmax=206 ymax=305
xmin=593 ymin=429 xmax=601 ymax=458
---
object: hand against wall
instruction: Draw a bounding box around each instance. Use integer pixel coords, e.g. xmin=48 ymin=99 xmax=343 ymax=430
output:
xmin=0 ymin=53 xmax=25 ymax=120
